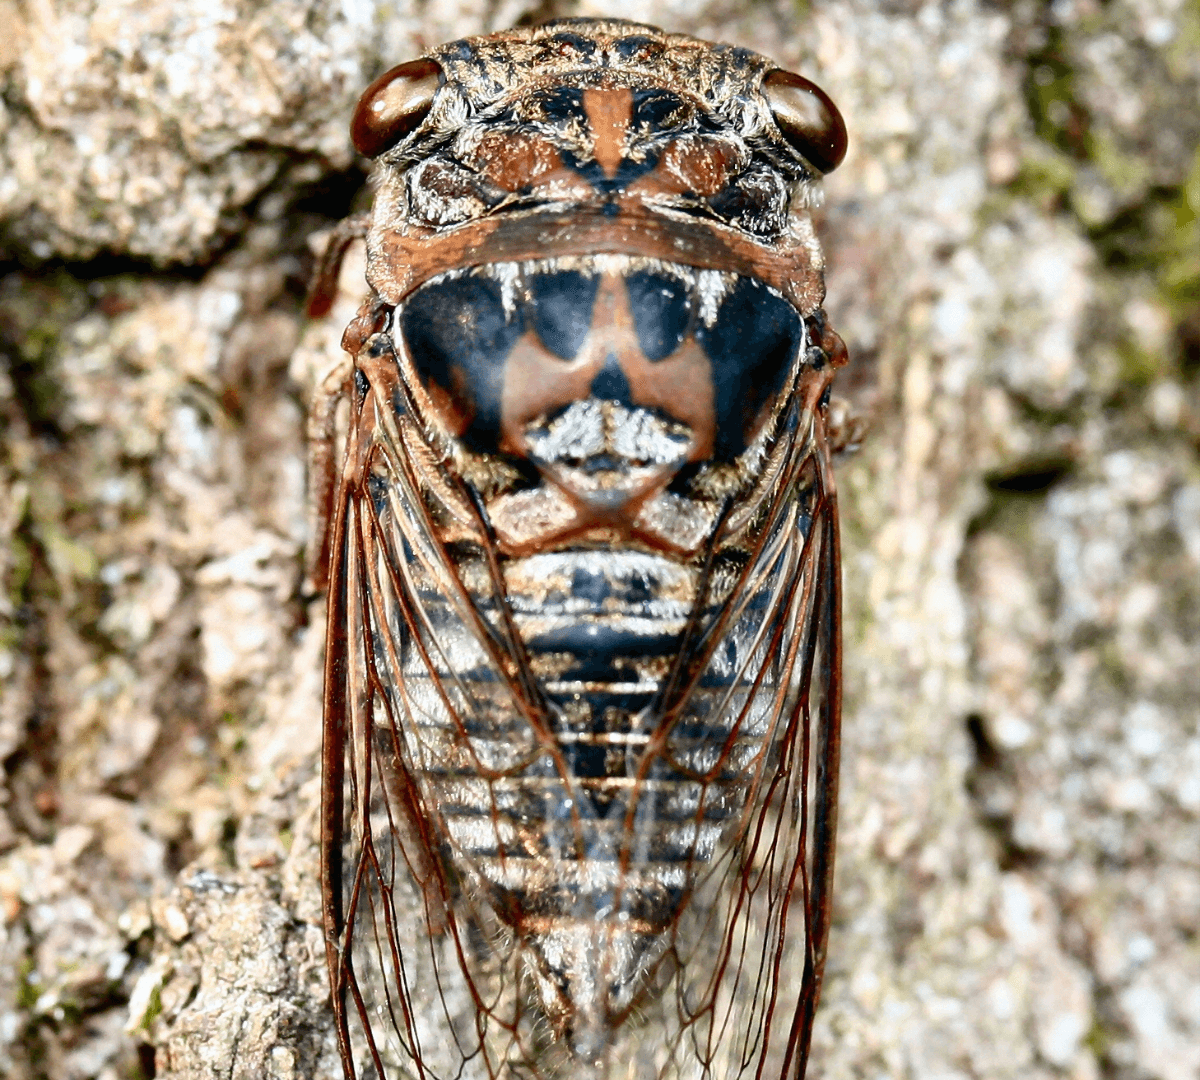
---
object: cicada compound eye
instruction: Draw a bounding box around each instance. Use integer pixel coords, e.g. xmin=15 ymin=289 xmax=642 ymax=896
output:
xmin=351 ymin=58 xmax=443 ymax=158
xmin=762 ymin=69 xmax=847 ymax=174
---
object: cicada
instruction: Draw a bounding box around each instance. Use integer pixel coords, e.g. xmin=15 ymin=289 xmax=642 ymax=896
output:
xmin=306 ymin=18 xmax=849 ymax=1080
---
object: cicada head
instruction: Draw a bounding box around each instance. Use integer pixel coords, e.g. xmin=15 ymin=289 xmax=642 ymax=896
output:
xmin=354 ymin=20 xmax=846 ymax=242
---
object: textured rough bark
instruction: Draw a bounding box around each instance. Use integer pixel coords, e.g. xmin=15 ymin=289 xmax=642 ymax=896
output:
xmin=0 ymin=2 xmax=1196 ymax=1079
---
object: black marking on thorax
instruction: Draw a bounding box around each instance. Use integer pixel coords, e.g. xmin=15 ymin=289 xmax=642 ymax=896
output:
xmin=397 ymin=259 xmax=802 ymax=463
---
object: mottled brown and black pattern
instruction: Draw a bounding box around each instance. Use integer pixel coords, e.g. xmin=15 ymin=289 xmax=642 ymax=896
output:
xmin=311 ymin=18 xmax=848 ymax=1080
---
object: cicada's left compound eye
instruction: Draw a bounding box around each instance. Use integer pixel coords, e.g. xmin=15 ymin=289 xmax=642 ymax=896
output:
xmin=351 ymin=58 xmax=443 ymax=157
xmin=762 ymin=69 xmax=848 ymax=174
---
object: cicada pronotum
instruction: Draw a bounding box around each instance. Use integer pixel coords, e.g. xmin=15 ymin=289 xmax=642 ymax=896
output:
xmin=306 ymin=18 xmax=849 ymax=1080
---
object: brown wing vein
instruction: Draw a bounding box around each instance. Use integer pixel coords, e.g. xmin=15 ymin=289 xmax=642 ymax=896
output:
xmin=324 ymin=379 xmax=843 ymax=1080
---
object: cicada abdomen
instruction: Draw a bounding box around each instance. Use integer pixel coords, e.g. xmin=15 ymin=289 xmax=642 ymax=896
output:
xmin=310 ymin=19 xmax=848 ymax=1080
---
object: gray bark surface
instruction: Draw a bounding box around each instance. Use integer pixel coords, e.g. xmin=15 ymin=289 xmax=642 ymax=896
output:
xmin=0 ymin=2 xmax=1196 ymax=1078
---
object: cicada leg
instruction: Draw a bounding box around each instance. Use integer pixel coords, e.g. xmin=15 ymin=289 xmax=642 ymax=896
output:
xmin=306 ymin=212 xmax=371 ymax=319
xmin=304 ymin=355 xmax=352 ymax=596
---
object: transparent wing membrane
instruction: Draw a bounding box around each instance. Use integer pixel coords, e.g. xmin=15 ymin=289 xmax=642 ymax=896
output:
xmin=322 ymin=371 xmax=841 ymax=1079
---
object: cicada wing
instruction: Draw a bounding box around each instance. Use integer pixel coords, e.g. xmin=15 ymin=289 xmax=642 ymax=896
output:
xmin=322 ymin=365 xmax=842 ymax=1080
xmin=623 ymin=428 xmax=841 ymax=1080
xmin=321 ymin=385 xmax=550 ymax=1080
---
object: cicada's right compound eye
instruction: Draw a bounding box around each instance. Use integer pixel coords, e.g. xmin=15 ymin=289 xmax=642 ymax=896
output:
xmin=350 ymin=58 xmax=443 ymax=158
xmin=762 ymin=69 xmax=848 ymax=174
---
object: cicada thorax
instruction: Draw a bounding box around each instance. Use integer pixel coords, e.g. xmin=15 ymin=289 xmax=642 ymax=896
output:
xmin=398 ymin=257 xmax=807 ymax=541
xmin=321 ymin=18 xmax=847 ymax=1080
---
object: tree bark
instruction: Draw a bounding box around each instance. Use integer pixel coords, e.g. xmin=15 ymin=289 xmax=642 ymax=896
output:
xmin=0 ymin=2 xmax=1197 ymax=1078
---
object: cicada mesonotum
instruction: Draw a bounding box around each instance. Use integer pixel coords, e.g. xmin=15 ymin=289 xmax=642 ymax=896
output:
xmin=307 ymin=18 xmax=849 ymax=1080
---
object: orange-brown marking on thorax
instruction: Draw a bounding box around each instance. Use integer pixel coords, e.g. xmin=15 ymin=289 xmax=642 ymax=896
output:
xmin=654 ymin=139 xmax=738 ymax=196
xmin=466 ymin=130 xmax=573 ymax=191
xmin=499 ymin=272 xmax=715 ymax=461
xmin=614 ymin=138 xmax=738 ymax=203
xmin=582 ymin=88 xmax=634 ymax=178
